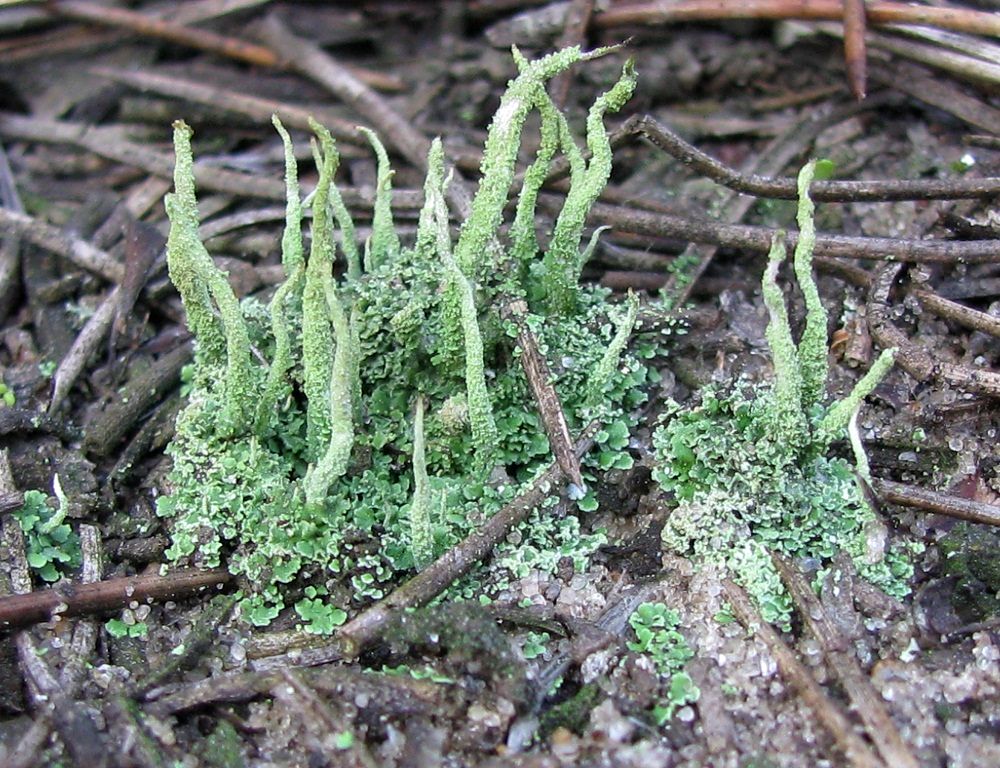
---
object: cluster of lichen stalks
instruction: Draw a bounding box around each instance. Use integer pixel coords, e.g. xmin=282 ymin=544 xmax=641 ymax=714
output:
xmin=158 ymin=48 xmax=648 ymax=627
xmin=654 ymin=162 xmax=909 ymax=625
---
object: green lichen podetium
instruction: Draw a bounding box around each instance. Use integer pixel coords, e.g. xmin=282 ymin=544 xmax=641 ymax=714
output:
xmin=653 ymin=164 xmax=910 ymax=627
xmin=157 ymin=49 xmax=664 ymax=628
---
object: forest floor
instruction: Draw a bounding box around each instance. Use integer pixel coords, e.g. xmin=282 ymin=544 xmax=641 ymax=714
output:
xmin=0 ymin=2 xmax=999 ymax=767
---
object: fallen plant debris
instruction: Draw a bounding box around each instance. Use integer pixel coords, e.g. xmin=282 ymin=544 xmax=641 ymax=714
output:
xmin=1 ymin=3 xmax=1000 ymax=766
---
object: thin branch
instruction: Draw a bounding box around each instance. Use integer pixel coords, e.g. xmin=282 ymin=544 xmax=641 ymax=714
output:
xmin=594 ymin=0 xmax=1000 ymax=38
xmin=259 ymin=14 xmax=474 ymax=219
xmin=92 ymin=67 xmax=363 ymax=144
xmin=910 ymin=288 xmax=1000 ymax=340
xmin=867 ymin=263 xmax=1000 ymax=397
xmin=843 ymin=0 xmax=868 ymax=100
xmin=582 ymin=199 xmax=1000 ymax=265
xmin=772 ymin=553 xmax=919 ymax=768
xmin=629 ymin=115 xmax=1000 ymax=202
xmin=0 ymin=566 xmax=232 ymax=631
xmin=333 ymin=423 xmax=597 ymax=657
xmin=501 ymin=298 xmax=584 ymax=492
xmin=873 ymin=478 xmax=1000 ymax=527
xmin=723 ymin=579 xmax=884 ymax=768
xmin=47 ymin=0 xmax=403 ymax=91
xmin=0 ymin=207 xmax=123 ymax=283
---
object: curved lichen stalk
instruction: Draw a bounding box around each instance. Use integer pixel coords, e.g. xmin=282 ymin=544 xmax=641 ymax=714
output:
xmin=166 ymin=120 xmax=254 ymax=434
xmin=427 ymin=141 xmax=497 ymax=470
xmin=584 ymin=291 xmax=639 ymax=410
xmin=304 ymin=279 xmax=355 ymax=507
xmin=817 ymin=347 xmax=895 ymax=450
xmin=454 ymin=45 xmax=593 ymax=278
xmin=542 ymin=59 xmax=636 ymax=315
xmin=256 ymin=116 xmax=305 ymax=434
xmin=760 ymin=232 xmax=808 ymax=452
xmin=508 ymin=86 xmax=562 ymax=274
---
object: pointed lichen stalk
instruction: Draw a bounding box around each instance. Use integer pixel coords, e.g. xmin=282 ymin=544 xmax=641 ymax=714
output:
xmin=304 ymin=279 xmax=355 ymax=508
xmin=761 ymin=232 xmax=808 ymax=452
xmin=165 ymin=120 xmax=254 ymax=435
xmin=542 ymin=59 xmax=637 ymax=315
xmin=425 ymin=140 xmax=498 ymax=471
xmin=817 ymin=347 xmax=895 ymax=451
xmin=359 ymin=127 xmax=400 ymax=271
xmin=584 ymin=291 xmax=639 ymax=410
xmin=301 ymin=120 xmax=339 ymax=460
xmin=508 ymin=89 xmax=561 ymax=274
xmin=791 ymin=161 xmax=828 ymax=410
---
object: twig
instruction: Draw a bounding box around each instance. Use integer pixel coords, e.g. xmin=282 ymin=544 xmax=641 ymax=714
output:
xmin=47 ymin=0 xmax=403 ymax=92
xmin=909 ymin=288 xmax=1000 ymax=340
xmin=0 ymin=0 xmax=270 ymax=63
xmin=869 ymin=31 xmax=1000 ymax=88
xmin=628 ymin=115 xmax=1000 ymax=202
xmin=722 ymin=579 xmax=884 ymax=768
xmin=258 ymin=14 xmax=475 ymax=219
xmin=501 ymin=298 xmax=584 ymax=492
xmin=2 ymin=507 xmax=109 ymax=767
xmin=594 ymin=0 xmax=1000 ymax=38
xmin=148 ymin=662 xmax=446 ymax=718
xmin=0 ymin=490 xmax=24 ymax=515
xmin=0 ymin=207 xmax=123 ymax=283
xmin=49 ymin=220 xmax=163 ymax=413
xmin=0 ymin=139 xmax=22 ymax=324
xmin=867 ymin=263 xmax=1000 ymax=398
xmin=0 ymin=407 xmax=77 ymax=444
xmin=772 ymin=553 xmax=919 ymax=768
xmin=873 ymin=477 xmax=1000 ymax=528
xmin=843 ymin=0 xmax=867 ymax=100
xmin=92 ymin=67 xmax=363 ymax=143
xmin=0 ymin=111 xmax=287 ymax=201
xmin=869 ymin=60 xmax=1000 ymax=134
xmin=49 ymin=0 xmax=280 ymax=67
xmin=82 ymin=341 xmax=192 ymax=457
xmin=0 ymin=566 xmax=232 ymax=631
xmin=652 ymin=96 xmax=890 ymax=304
xmin=582 ymin=199 xmax=1000 ymax=265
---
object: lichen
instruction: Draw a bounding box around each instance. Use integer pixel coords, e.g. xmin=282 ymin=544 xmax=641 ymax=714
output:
xmin=653 ymin=165 xmax=909 ymax=627
xmin=157 ymin=48 xmax=663 ymax=628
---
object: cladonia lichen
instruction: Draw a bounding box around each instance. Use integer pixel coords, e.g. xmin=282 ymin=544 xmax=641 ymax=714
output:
xmin=653 ymin=163 xmax=913 ymax=626
xmin=157 ymin=48 xmax=662 ymax=629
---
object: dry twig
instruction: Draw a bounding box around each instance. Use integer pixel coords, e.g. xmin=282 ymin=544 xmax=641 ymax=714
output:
xmin=629 ymin=115 xmax=1000 ymax=202
xmin=0 ymin=565 xmax=232 ymax=631
xmin=723 ymin=578 xmax=884 ymax=768
xmin=594 ymin=0 xmax=1000 ymax=38
xmin=501 ymin=298 xmax=584 ymax=492
xmin=772 ymin=553 xmax=919 ymax=768
xmin=867 ymin=263 xmax=1000 ymax=397
xmin=843 ymin=0 xmax=867 ymax=100
xmin=873 ymin=478 xmax=1000 ymax=528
